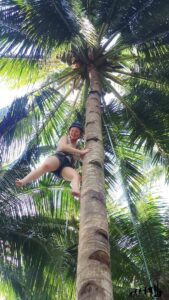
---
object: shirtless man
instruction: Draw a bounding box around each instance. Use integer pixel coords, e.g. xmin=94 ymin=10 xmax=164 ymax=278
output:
xmin=16 ymin=122 xmax=89 ymax=198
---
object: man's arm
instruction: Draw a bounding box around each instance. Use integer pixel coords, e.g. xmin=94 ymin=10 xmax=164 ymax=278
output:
xmin=57 ymin=136 xmax=82 ymax=155
xmin=58 ymin=136 xmax=90 ymax=156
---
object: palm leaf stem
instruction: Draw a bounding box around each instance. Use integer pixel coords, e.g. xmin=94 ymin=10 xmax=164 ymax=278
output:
xmin=102 ymin=103 xmax=155 ymax=295
xmin=122 ymin=183 xmax=157 ymax=298
xmin=104 ymin=72 xmax=124 ymax=87
xmin=109 ymin=69 xmax=168 ymax=86
xmin=98 ymin=23 xmax=108 ymax=42
xmin=102 ymin=118 xmax=116 ymax=158
xmin=53 ymin=79 xmax=82 ymax=133
xmin=27 ymin=72 xmax=78 ymax=98
xmin=51 ymin=0 xmax=76 ymax=34
xmin=98 ymin=0 xmax=119 ymax=40
xmin=67 ymin=82 xmax=82 ymax=115
xmin=100 ymin=51 xmax=134 ymax=61
xmin=72 ymin=83 xmax=82 ymax=105
xmin=97 ymin=31 xmax=119 ymax=57
xmin=78 ymin=79 xmax=89 ymax=113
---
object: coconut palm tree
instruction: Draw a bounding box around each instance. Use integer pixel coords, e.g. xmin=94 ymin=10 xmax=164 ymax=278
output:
xmin=0 ymin=0 xmax=169 ymax=299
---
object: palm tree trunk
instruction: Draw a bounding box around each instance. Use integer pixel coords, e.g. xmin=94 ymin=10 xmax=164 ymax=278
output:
xmin=76 ymin=65 xmax=113 ymax=300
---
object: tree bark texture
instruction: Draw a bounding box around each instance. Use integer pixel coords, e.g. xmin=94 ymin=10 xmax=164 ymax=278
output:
xmin=76 ymin=65 xmax=113 ymax=300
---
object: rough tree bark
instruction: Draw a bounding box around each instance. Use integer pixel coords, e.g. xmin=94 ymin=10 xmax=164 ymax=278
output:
xmin=76 ymin=65 xmax=114 ymax=300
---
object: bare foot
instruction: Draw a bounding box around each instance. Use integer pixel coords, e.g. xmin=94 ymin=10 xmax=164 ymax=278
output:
xmin=15 ymin=179 xmax=25 ymax=188
xmin=72 ymin=190 xmax=80 ymax=200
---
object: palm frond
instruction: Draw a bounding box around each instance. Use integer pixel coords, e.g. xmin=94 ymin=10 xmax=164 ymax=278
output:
xmin=0 ymin=212 xmax=78 ymax=299
xmin=106 ymin=83 xmax=169 ymax=178
xmin=0 ymin=0 xmax=80 ymax=55
xmin=108 ymin=194 xmax=169 ymax=297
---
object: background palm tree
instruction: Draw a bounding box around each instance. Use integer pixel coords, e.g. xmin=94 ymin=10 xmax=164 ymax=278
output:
xmin=0 ymin=0 xmax=169 ymax=299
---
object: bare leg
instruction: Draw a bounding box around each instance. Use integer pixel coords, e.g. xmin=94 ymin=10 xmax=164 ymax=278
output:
xmin=16 ymin=156 xmax=60 ymax=187
xmin=61 ymin=167 xmax=81 ymax=198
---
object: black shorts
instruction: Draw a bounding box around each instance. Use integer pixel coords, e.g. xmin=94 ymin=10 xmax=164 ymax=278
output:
xmin=52 ymin=153 xmax=73 ymax=178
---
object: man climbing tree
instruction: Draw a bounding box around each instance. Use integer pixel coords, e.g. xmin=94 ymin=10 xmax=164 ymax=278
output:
xmin=16 ymin=122 xmax=90 ymax=199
